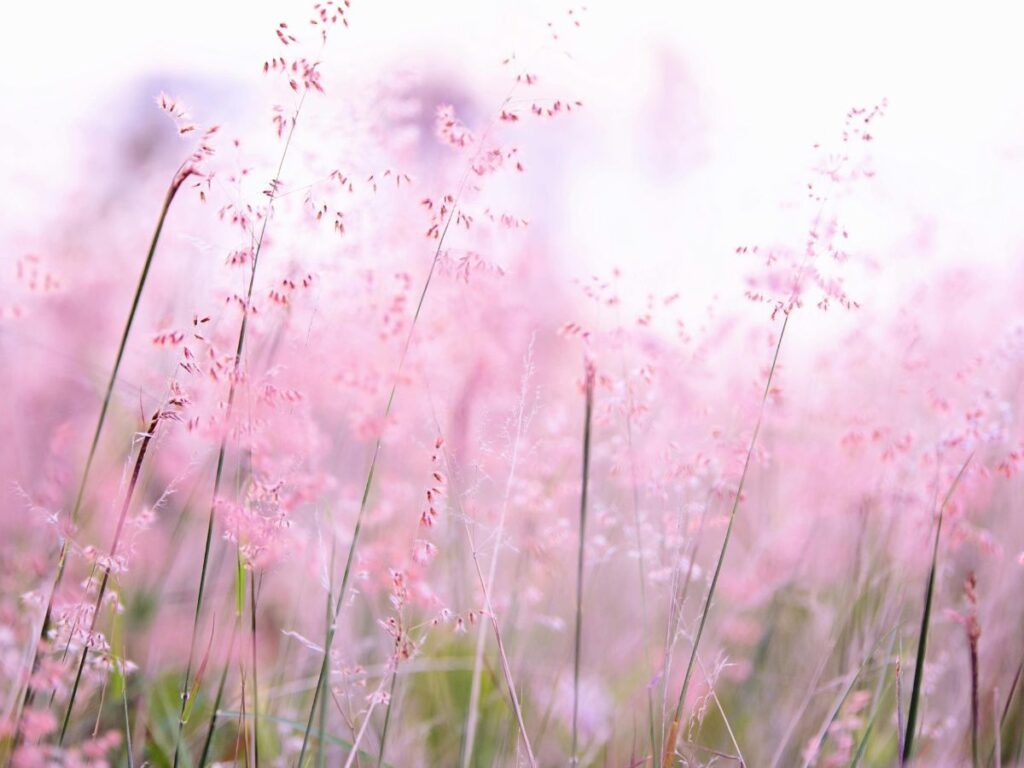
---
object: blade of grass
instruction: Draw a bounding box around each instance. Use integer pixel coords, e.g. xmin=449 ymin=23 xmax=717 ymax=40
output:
xmin=986 ymin=653 xmax=1023 ymax=767
xmin=376 ymin=669 xmax=400 ymax=767
xmin=14 ymin=165 xmax=192 ymax=747
xmin=173 ymin=90 xmax=307 ymax=768
xmin=197 ymin=620 xmax=239 ymax=768
xmin=623 ymin=373 xmax=658 ymax=768
xmin=800 ymin=627 xmax=896 ymax=768
xmin=664 ymin=313 xmax=789 ymax=766
xmin=902 ymin=452 xmax=973 ymax=764
xmin=250 ymin=570 xmax=260 ymax=768
xmin=296 ymin=113 xmax=471 ymax=767
xmin=571 ymin=361 xmax=595 ymax=766
xmin=462 ymin=343 xmax=534 ymax=768
xmin=465 ymin=524 xmax=538 ymax=767
xmin=850 ymin=629 xmax=899 ymax=767
xmin=896 ymin=632 xmax=905 ymax=766
xmin=59 ymin=409 xmax=162 ymax=743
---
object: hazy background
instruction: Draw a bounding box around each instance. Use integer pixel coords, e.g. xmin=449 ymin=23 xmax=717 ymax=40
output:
xmin=3 ymin=0 xmax=1023 ymax=317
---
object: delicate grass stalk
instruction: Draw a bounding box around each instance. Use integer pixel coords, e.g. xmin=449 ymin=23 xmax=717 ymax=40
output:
xmin=695 ymin=654 xmax=746 ymax=767
xmin=571 ymin=362 xmax=595 ymax=766
xmin=465 ymin=526 xmax=538 ymax=767
xmin=664 ymin=313 xmax=789 ymax=766
xmin=316 ymin=525 xmax=337 ymax=768
xmin=993 ymin=688 xmax=1001 ymax=768
xmin=121 ymin=666 xmax=134 ymax=768
xmin=896 ymin=633 xmax=905 ymax=766
xmin=377 ymin=670 xmax=399 ymax=767
xmin=659 ymin=494 xmax=711 ymax=751
xmin=250 ymin=570 xmax=260 ymax=768
xmin=850 ymin=628 xmax=899 ymax=768
xmin=800 ymin=628 xmax=896 ymax=768
xmin=297 ymin=136 xmax=466 ymax=768
xmin=15 ymin=165 xmax=192 ymax=744
xmin=622 ymin=364 xmax=658 ymax=768
xmin=59 ymin=409 xmax=162 ymax=744
xmin=198 ymin=621 xmax=239 ymax=768
xmin=428 ymin=400 xmax=538 ymax=765
xmin=462 ymin=345 xmax=533 ymax=768
xmin=968 ymin=613 xmax=980 ymax=768
xmin=987 ymin=655 xmax=1023 ymax=766
xmin=338 ymin=662 xmax=402 ymax=768
xmin=299 ymin=82 xmax=528 ymax=766
xmin=902 ymin=453 xmax=973 ymax=765
xmin=173 ymin=91 xmax=306 ymax=768
xmin=69 ymin=166 xmax=193 ymax=531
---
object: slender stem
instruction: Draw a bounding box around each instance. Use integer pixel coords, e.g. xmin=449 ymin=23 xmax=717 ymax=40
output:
xmin=59 ymin=409 xmax=162 ymax=744
xmin=14 ymin=166 xmax=190 ymax=746
xmin=172 ymin=91 xmax=306 ymax=768
xmin=571 ymin=365 xmax=594 ymax=766
xmin=377 ymin=670 xmax=399 ymax=767
xmin=297 ymin=135 xmax=463 ymax=767
xmin=623 ymin=367 xmax=657 ymax=768
xmin=903 ymin=453 xmax=973 ymax=764
xmin=197 ymin=620 xmax=239 ymax=768
xmin=465 ymin=526 xmax=538 ymax=767
xmin=665 ymin=314 xmax=788 ymax=765
xmin=463 ymin=346 xmax=533 ymax=768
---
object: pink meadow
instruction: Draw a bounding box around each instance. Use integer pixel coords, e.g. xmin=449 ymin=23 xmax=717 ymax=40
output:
xmin=2 ymin=2 xmax=1023 ymax=766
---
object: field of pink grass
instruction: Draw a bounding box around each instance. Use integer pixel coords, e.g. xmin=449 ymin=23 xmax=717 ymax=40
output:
xmin=2 ymin=2 xmax=1024 ymax=766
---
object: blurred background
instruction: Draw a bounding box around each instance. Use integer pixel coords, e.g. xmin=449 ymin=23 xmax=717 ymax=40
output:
xmin=4 ymin=2 xmax=1024 ymax=766
xmin=4 ymin=0 xmax=1023 ymax=318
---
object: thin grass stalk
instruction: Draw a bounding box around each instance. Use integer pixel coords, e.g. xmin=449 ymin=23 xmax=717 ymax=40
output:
xmin=800 ymin=627 xmax=896 ymax=768
xmin=695 ymin=654 xmax=746 ymax=767
xmin=121 ymin=665 xmax=134 ymax=768
xmin=462 ymin=347 xmax=533 ymax=768
xmin=968 ymin=610 xmax=980 ymax=768
xmin=316 ymin=521 xmax=337 ymax=768
xmin=58 ymin=409 xmax=162 ymax=743
xmin=902 ymin=452 xmax=973 ymax=764
xmin=993 ymin=688 xmax=1002 ymax=768
xmin=342 ymin=675 xmax=391 ymax=768
xmin=664 ymin=313 xmax=789 ymax=766
xmin=623 ymin=366 xmax=658 ymax=768
xmin=659 ymin=494 xmax=711 ymax=750
xmin=897 ymin=633 xmax=905 ymax=766
xmin=250 ymin=570 xmax=260 ymax=768
xmin=376 ymin=669 xmax=399 ymax=767
xmin=571 ymin=363 xmax=595 ymax=766
xmin=297 ymin=146 xmax=467 ymax=768
xmin=297 ymin=80 xmax=530 ymax=765
xmin=849 ymin=630 xmax=899 ymax=767
xmin=986 ymin=655 xmax=1023 ymax=767
xmin=14 ymin=165 xmax=192 ymax=746
xmin=465 ymin=526 xmax=538 ymax=767
xmin=198 ymin=621 xmax=239 ymax=768
xmin=172 ymin=91 xmax=306 ymax=768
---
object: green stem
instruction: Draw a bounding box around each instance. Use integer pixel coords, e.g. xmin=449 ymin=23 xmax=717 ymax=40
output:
xmin=14 ymin=166 xmax=190 ymax=747
xmin=571 ymin=366 xmax=594 ymax=765
xmin=903 ymin=453 xmax=973 ymax=764
xmin=666 ymin=313 xmax=788 ymax=765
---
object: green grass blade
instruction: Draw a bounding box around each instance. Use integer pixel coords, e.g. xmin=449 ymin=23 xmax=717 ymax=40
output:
xmin=902 ymin=453 xmax=973 ymax=764
xmin=665 ymin=313 xmax=788 ymax=765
